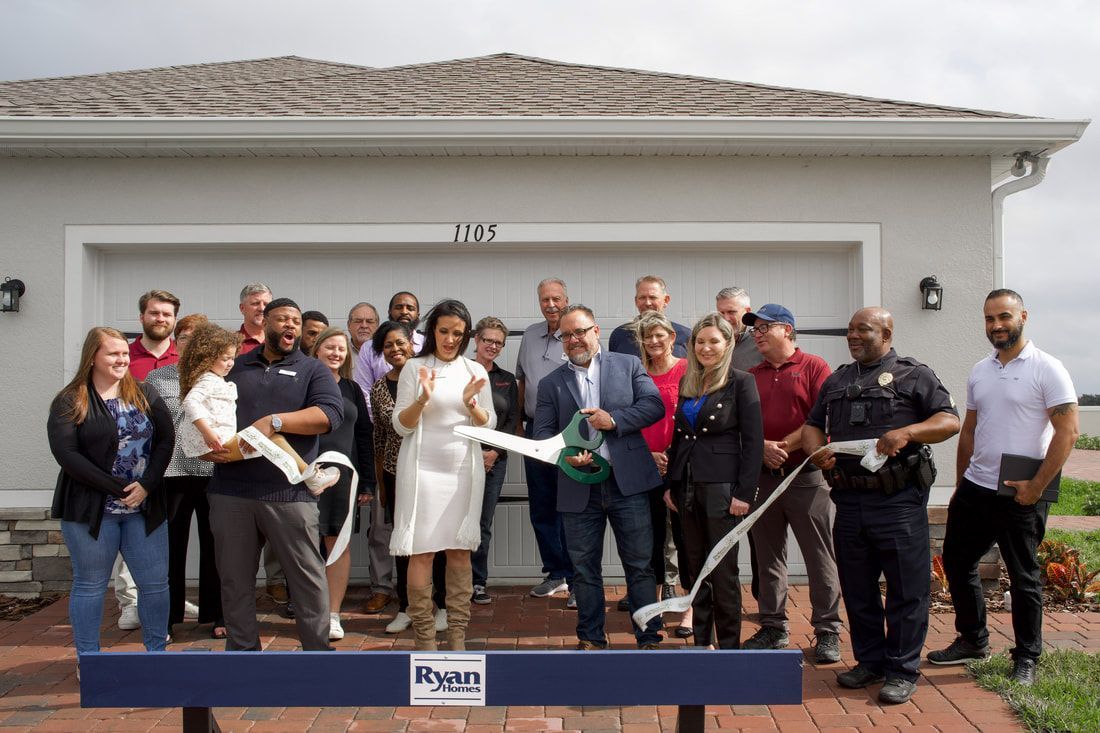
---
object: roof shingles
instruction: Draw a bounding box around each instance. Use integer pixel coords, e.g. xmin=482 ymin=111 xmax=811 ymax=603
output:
xmin=0 ymin=53 xmax=1030 ymax=119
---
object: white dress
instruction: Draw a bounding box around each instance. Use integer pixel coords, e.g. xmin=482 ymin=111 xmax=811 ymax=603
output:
xmin=390 ymin=355 xmax=496 ymax=555
xmin=179 ymin=371 xmax=238 ymax=458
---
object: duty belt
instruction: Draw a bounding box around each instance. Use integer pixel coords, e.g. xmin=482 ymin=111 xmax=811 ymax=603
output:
xmin=827 ymin=450 xmax=926 ymax=496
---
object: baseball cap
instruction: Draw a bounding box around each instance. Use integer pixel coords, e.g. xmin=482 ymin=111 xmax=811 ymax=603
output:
xmin=742 ymin=303 xmax=795 ymax=329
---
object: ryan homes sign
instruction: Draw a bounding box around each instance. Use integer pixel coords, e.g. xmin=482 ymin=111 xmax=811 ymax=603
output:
xmin=409 ymin=653 xmax=487 ymax=706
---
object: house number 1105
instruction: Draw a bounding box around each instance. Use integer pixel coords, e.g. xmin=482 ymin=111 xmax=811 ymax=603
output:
xmin=453 ymin=224 xmax=498 ymax=243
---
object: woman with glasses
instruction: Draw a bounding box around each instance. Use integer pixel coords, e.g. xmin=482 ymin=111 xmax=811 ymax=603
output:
xmin=664 ymin=313 xmax=763 ymax=649
xmin=633 ymin=311 xmax=692 ymax=637
xmin=391 ymin=300 xmax=496 ymax=651
xmin=469 ymin=317 xmax=520 ymax=605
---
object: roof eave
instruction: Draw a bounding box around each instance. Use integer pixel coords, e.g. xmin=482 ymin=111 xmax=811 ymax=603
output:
xmin=0 ymin=116 xmax=1088 ymax=159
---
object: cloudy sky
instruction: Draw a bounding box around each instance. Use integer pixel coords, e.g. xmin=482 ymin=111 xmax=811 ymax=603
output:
xmin=3 ymin=0 xmax=1097 ymax=392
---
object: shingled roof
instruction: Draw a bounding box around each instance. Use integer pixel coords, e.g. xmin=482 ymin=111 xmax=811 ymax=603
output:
xmin=0 ymin=53 xmax=1030 ymax=119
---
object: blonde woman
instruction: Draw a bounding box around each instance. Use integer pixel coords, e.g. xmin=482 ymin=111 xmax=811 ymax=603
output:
xmin=664 ymin=313 xmax=763 ymax=649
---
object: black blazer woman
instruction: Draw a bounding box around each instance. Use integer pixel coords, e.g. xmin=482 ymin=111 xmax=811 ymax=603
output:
xmin=665 ymin=313 xmax=763 ymax=649
xmin=48 ymin=327 xmax=174 ymax=658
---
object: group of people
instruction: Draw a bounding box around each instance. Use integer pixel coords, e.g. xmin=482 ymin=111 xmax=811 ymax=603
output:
xmin=47 ymin=274 xmax=1077 ymax=705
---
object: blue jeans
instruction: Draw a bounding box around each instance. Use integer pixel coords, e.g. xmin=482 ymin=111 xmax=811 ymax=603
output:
xmin=524 ymin=422 xmax=573 ymax=582
xmin=472 ymin=454 xmax=508 ymax=587
xmin=561 ymin=473 xmax=661 ymax=645
xmin=61 ymin=513 xmax=169 ymax=654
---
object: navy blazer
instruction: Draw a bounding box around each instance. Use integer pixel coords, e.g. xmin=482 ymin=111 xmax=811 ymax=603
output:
xmin=666 ymin=367 xmax=764 ymax=505
xmin=533 ymin=351 xmax=664 ymax=512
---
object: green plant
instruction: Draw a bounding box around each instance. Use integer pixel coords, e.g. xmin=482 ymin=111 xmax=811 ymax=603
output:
xmin=1046 ymin=529 xmax=1100 ymax=570
xmin=931 ymin=554 xmax=949 ymax=594
xmin=1075 ymin=433 xmax=1100 ymax=450
xmin=1045 ymin=559 xmax=1100 ymax=602
xmin=970 ymin=650 xmax=1100 ymax=733
xmin=1038 ymin=538 xmax=1079 ymax=583
xmin=1084 ymin=491 xmax=1100 ymax=517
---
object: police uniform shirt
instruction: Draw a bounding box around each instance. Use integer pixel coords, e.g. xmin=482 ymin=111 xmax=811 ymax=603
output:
xmin=805 ymin=348 xmax=957 ymax=467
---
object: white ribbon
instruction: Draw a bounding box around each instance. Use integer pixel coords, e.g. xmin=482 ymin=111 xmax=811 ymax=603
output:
xmin=632 ymin=439 xmax=886 ymax=630
xmin=237 ymin=426 xmax=359 ymax=567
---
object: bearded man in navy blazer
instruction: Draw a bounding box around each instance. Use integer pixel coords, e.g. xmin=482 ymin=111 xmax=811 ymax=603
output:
xmin=534 ymin=304 xmax=665 ymax=649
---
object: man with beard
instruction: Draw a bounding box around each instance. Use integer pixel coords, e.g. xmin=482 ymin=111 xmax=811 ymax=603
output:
xmin=803 ymin=307 xmax=959 ymax=704
xmin=357 ymin=293 xmax=426 ymax=389
xmin=116 ymin=289 xmax=183 ymax=632
xmin=300 ymin=310 xmax=329 ymax=355
xmin=516 ymin=278 xmax=575 ymax=602
xmin=128 ymin=290 xmax=181 ymax=380
xmin=928 ymin=290 xmax=1078 ymax=686
xmin=204 ymin=298 xmax=344 ymax=651
xmin=534 ymin=304 xmax=665 ymax=649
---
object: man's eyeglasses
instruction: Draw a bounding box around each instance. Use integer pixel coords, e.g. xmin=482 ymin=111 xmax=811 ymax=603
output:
xmin=751 ymin=322 xmax=788 ymax=335
xmin=562 ymin=325 xmax=597 ymax=341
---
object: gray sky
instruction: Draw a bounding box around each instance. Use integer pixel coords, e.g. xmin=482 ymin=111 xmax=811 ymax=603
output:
xmin=3 ymin=0 xmax=1097 ymax=392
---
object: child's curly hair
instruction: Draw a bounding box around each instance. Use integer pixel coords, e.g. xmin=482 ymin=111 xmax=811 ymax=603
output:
xmin=178 ymin=323 xmax=242 ymax=398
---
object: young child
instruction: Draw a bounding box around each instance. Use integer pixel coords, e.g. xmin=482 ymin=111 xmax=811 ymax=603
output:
xmin=177 ymin=323 xmax=336 ymax=492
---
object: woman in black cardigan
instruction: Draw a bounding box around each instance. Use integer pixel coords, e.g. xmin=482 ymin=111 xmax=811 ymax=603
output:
xmin=48 ymin=327 xmax=174 ymax=656
xmin=664 ymin=313 xmax=763 ymax=649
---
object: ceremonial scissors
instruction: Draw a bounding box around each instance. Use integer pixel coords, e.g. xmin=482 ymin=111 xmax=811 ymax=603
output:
xmin=453 ymin=410 xmax=611 ymax=484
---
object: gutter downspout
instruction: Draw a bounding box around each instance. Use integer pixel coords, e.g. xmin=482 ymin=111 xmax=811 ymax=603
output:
xmin=991 ymin=153 xmax=1048 ymax=288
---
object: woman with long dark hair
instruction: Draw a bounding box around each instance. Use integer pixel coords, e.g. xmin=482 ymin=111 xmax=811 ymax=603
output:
xmin=664 ymin=313 xmax=763 ymax=649
xmin=391 ymin=299 xmax=495 ymax=650
xmin=48 ymin=327 xmax=174 ymax=662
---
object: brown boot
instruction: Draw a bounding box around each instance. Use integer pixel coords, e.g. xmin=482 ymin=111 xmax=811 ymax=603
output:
xmin=445 ymin=562 xmax=474 ymax=651
xmin=407 ymin=583 xmax=437 ymax=651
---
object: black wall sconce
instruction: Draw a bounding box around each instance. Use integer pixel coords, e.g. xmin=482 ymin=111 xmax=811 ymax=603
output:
xmin=919 ymin=276 xmax=942 ymax=311
xmin=1 ymin=278 xmax=26 ymax=313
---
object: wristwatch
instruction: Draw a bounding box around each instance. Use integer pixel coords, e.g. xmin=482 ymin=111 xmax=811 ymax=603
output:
xmin=270 ymin=414 xmax=283 ymax=432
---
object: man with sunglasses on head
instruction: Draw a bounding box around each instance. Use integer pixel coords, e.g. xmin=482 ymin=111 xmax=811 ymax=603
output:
xmin=802 ymin=307 xmax=960 ymax=705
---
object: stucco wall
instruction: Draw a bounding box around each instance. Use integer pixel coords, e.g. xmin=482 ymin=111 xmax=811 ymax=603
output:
xmin=0 ymin=155 xmax=993 ymax=499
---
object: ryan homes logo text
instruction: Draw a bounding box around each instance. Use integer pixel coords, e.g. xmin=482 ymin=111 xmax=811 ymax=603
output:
xmin=409 ymin=654 xmax=486 ymax=706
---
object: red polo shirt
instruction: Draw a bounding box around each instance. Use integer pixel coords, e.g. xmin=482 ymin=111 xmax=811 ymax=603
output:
xmin=128 ymin=337 xmax=179 ymax=381
xmin=749 ymin=348 xmax=831 ymax=466
xmin=238 ymin=324 xmax=263 ymax=355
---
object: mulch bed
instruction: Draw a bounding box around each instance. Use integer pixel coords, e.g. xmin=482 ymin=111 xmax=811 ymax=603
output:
xmin=926 ymin=569 xmax=1100 ymax=614
xmin=0 ymin=594 xmax=59 ymax=621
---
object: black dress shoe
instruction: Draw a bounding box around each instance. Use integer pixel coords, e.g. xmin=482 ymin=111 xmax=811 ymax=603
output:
xmin=674 ymin=626 xmax=694 ymax=639
xmin=617 ymin=596 xmax=630 ymax=612
xmin=1011 ymin=657 xmax=1037 ymax=686
xmin=878 ymin=677 xmax=917 ymax=704
xmin=282 ymin=600 xmax=296 ymax=619
xmin=836 ymin=664 xmax=886 ymax=689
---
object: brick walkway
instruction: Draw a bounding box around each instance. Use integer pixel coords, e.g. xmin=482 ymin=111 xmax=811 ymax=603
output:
xmin=4 ymin=585 xmax=1099 ymax=732
xmin=1063 ymin=448 xmax=1100 ymax=482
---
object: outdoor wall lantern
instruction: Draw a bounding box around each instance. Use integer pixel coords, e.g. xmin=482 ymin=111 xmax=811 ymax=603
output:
xmin=1 ymin=277 xmax=25 ymax=313
xmin=919 ymin=276 xmax=942 ymax=311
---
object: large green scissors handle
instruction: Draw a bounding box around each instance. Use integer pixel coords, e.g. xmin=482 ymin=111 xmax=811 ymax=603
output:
xmin=557 ymin=411 xmax=611 ymax=485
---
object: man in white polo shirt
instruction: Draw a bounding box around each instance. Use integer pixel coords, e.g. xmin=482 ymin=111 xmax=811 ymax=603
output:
xmin=928 ymin=289 xmax=1079 ymax=686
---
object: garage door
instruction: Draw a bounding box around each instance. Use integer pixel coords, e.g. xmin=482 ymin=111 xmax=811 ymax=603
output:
xmin=103 ymin=242 xmax=856 ymax=580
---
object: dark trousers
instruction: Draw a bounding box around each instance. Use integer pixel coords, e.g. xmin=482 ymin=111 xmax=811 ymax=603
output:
xmin=524 ymin=421 xmax=574 ymax=582
xmin=647 ymin=488 xmax=668 ymax=585
xmin=561 ymin=473 xmax=661 ymax=645
xmin=472 ymin=455 xmax=508 ymax=587
xmin=385 ymin=471 xmax=446 ymax=611
xmin=832 ymin=483 xmax=930 ymax=682
xmin=166 ymin=476 xmax=222 ymax=626
xmin=944 ymin=478 xmax=1049 ymax=661
xmin=676 ymin=480 xmax=743 ymax=649
xmin=667 ymin=506 xmax=694 ymax=591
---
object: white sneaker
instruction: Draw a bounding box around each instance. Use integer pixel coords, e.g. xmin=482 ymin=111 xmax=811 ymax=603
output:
xmin=434 ymin=608 xmax=448 ymax=632
xmin=183 ymin=601 xmax=200 ymax=619
xmin=304 ymin=466 xmax=340 ymax=495
xmin=329 ymin=613 xmax=344 ymax=641
xmin=118 ymin=605 xmax=140 ymax=630
xmin=385 ymin=611 xmax=412 ymax=634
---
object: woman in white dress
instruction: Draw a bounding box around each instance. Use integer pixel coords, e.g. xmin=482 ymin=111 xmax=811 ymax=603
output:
xmin=392 ymin=299 xmax=495 ymax=650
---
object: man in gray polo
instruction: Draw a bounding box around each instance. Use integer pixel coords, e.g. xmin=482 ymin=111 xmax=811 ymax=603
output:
xmin=717 ymin=286 xmax=762 ymax=372
xmin=516 ymin=278 xmax=574 ymax=602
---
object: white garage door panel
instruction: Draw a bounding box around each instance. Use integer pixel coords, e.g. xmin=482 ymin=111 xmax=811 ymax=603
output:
xmin=106 ymin=243 xmax=852 ymax=582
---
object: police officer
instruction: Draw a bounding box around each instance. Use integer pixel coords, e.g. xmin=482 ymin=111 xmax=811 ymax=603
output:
xmin=802 ymin=307 xmax=959 ymax=705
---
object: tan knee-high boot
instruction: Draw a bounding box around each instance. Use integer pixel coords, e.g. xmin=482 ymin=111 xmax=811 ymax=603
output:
xmin=407 ymin=583 xmax=437 ymax=651
xmin=445 ymin=562 xmax=473 ymax=651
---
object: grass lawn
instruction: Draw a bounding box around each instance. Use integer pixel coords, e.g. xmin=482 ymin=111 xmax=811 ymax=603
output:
xmin=1045 ymin=528 xmax=1100 ymax=569
xmin=1050 ymin=477 xmax=1100 ymax=516
xmin=970 ymin=650 xmax=1100 ymax=733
